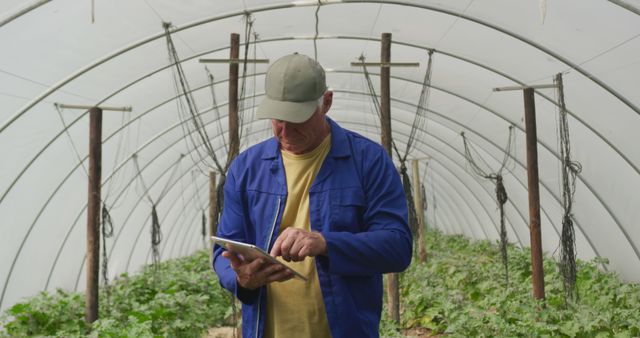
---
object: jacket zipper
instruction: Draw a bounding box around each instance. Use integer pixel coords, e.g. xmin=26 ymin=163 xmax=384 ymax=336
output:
xmin=255 ymin=196 xmax=282 ymax=338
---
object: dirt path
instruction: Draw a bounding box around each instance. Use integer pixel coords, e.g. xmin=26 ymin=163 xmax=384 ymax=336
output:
xmin=403 ymin=327 xmax=444 ymax=337
xmin=204 ymin=326 xmax=442 ymax=337
xmin=204 ymin=326 xmax=236 ymax=338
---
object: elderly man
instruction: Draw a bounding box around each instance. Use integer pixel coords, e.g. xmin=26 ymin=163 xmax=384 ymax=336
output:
xmin=213 ymin=53 xmax=412 ymax=338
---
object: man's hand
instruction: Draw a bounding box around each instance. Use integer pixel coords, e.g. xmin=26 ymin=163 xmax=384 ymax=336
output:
xmin=222 ymin=251 xmax=293 ymax=290
xmin=270 ymin=228 xmax=327 ymax=262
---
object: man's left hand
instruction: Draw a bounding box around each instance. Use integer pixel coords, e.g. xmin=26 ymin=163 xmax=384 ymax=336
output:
xmin=270 ymin=228 xmax=327 ymax=262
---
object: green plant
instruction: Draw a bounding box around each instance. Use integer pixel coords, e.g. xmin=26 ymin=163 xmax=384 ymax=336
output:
xmin=0 ymin=289 xmax=86 ymax=336
xmin=0 ymin=250 xmax=232 ymax=337
xmin=387 ymin=229 xmax=640 ymax=337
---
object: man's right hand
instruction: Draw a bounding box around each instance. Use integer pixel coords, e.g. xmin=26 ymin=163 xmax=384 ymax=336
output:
xmin=222 ymin=250 xmax=293 ymax=290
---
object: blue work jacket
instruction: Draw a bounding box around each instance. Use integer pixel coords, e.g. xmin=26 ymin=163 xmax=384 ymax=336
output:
xmin=213 ymin=118 xmax=412 ymax=338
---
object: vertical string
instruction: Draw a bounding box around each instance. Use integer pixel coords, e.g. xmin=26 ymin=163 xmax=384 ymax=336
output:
xmin=461 ymin=127 xmax=515 ymax=287
xmin=556 ymin=73 xmax=582 ymax=304
xmin=101 ymin=202 xmax=114 ymax=313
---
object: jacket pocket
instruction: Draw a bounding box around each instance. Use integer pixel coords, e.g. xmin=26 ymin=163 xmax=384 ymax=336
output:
xmin=330 ymin=188 xmax=366 ymax=232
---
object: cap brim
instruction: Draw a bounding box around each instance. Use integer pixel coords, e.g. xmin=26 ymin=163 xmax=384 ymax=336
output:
xmin=256 ymin=96 xmax=318 ymax=123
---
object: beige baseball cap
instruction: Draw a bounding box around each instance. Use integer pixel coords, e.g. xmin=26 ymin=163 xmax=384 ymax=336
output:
xmin=256 ymin=53 xmax=327 ymax=123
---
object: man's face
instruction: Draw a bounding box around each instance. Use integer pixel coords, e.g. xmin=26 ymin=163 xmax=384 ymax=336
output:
xmin=271 ymin=105 xmax=327 ymax=155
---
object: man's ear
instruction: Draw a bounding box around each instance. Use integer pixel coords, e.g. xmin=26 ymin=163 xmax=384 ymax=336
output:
xmin=322 ymin=91 xmax=333 ymax=113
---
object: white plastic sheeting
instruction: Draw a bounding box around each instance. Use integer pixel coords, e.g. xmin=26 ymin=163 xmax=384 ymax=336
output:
xmin=0 ymin=0 xmax=639 ymax=311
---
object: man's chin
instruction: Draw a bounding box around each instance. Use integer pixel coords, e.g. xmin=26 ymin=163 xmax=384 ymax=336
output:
xmin=281 ymin=144 xmax=299 ymax=152
xmin=280 ymin=142 xmax=306 ymax=154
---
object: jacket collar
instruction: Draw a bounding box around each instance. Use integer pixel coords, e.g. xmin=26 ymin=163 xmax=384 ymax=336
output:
xmin=260 ymin=117 xmax=350 ymax=160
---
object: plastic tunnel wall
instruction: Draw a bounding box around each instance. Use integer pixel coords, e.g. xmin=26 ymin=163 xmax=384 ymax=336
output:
xmin=0 ymin=0 xmax=639 ymax=311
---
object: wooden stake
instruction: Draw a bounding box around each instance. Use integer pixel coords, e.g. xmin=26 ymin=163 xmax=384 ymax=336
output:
xmin=85 ymin=107 xmax=102 ymax=324
xmin=523 ymin=88 xmax=545 ymax=300
xmin=379 ymin=32 xmax=400 ymax=324
xmin=209 ymin=171 xmax=217 ymax=249
xmin=380 ymin=33 xmax=392 ymax=155
xmin=227 ymin=33 xmax=240 ymax=170
xmin=412 ymin=159 xmax=427 ymax=263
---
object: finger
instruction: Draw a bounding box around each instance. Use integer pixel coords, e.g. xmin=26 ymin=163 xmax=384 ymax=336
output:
xmin=260 ymin=263 xmax=293 ymax=281
xmin=288 ymin=238 xmax=306 ymax=261
xmin=301 ymin=231 xmax=327 ymax=258
xmin=246 ymin=257 xmax=265 ymax=272
xmin=237 ymin=262 xmax=282 ymax=289
xmin=267 ymin=270 xmax=294 ymax=283
xmin=270 ymin=227 xmax=294 ymax=259
xmin=279 ymin=232 xmax=299 ymax=261
xmin=222 ymin=250 xmax=243 ymax=269
xmin=297 ymin=233 xmax=321 ymax=259
xmin=297 ymin=245 xmax=311 ymax=260
xmin=260 ymin=262 xmax=285 ymax=275
xmin=269 ymin=230 xmax=287 ymax=257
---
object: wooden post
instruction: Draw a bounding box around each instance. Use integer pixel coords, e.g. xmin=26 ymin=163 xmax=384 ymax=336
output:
xmin=523 ymin=88 xmax=545 ymax=300
xmin=227 ymin=33 xmax=240 ymax=170
xmin=380 ymin=33 xmax=392 ymax=154
xmin=412 ymin=159 xmax=427 ymax=263
xmin=380 ymin=32 xmax=400 ymax=324
xmin=85 ymin=107 xmax=102 ymax=324
xmin=209 ymin=171 xmax=217 ymax=247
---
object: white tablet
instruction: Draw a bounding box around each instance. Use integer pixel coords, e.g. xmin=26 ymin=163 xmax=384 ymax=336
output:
xmin=211 ymin=236 xmax=307 ymax=281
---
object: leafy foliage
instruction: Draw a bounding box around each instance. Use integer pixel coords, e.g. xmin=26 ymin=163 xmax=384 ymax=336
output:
xmin=3 ymin=233 xmax=639 ymax=337
xmin=0 ymin=250 xmax=232 ymax=337
xmin=382 ymin=229 xmax=640 ymax=337
xmin=0 ymin=290 xmax=85 ymax=336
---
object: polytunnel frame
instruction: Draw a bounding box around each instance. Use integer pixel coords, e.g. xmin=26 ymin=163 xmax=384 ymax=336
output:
xmin=73 ymin=116 xmax=507 ymax=290
xmin=91 ymin=85 xmax=611 ymax=279
xmin=1 ymin=70 xmax=626 ymax=307
xmin=77 ymin=108 xmax=499 ymax=287
xmin=3 ymin=30 xmax=638 ymax=212
xmin=2 ymin=35 xmax=636 ymax=283
xmin=169 ymin=120 xmax=500 ymax=249
xmin=1 ymin=1 xmax=638 ymax=178
xmin=1 ymin=0 xmax=637 ymax=306
xmin=46 ymin=94 xmax=510 ymax=292
xmin=9 ymin=86 xmax=598 ymax=302
xmin=127 ymin=112 xmax=574 ymax=277
xmin=2 ymin=64 xmax=622 ymax=306
xmin=142 ymin=126 xmax=484 ymax=266
xmin=147 ymin=117 xmax=519 ymax=262
xmin=59 ymin=93 xmax=584 ymax=293
xmin=69 ymin=71 xmax=633 ymax=262
xmin=1 ymin=0 xmax=637 ymax=116
xmin=158 ymin=104 xmax=611 ymax=276
xmin=0 ymin=0 xmax=51 ymax=28
xmin=3 ymin=30 xmax=638 ymax=218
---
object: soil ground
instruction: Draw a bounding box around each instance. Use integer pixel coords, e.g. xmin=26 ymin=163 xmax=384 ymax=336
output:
xmin=204 ymin=326 xmax=443 ymax=337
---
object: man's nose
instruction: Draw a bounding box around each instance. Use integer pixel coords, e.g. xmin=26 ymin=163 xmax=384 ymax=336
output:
xmin=280 ymin=121 xmax=293 ymax=135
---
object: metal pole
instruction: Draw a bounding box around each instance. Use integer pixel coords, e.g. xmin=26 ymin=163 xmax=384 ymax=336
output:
xmin=523 ymin=88 xmax=545 ymax=300
xmin=227 ymin=33 xmax=240 ymax=170
xmin=85 ymin=107 xmax=102 ymax=324
xmin=56 ymin=104 xmax=132 ymax=112
xmin=380 ymin=32 xmax=400 ymax=324
xmin=412 ymin=159 xmax=427 ymax=263
xmin=200 ymin=58 xmax=269 ymax=64
xmin=350 ymin=62 xmax=420 ymax=67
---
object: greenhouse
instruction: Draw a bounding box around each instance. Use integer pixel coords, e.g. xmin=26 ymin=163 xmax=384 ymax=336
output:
xmin=1 ymin=0 xmax=639 ymax=337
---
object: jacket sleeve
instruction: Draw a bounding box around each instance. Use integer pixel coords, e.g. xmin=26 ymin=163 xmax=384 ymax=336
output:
xmin=212 ymin=167 xmax=260 ymax=304
xmin=319 ymin=144 xmax=413 ymax=276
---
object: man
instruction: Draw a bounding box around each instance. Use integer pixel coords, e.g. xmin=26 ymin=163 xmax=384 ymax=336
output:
xmin=213 ymin=53 xmax=412 ymax=338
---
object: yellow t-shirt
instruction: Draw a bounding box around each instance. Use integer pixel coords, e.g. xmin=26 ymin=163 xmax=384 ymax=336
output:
xmin=264 ymin=134 xmax=332 ymax=338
